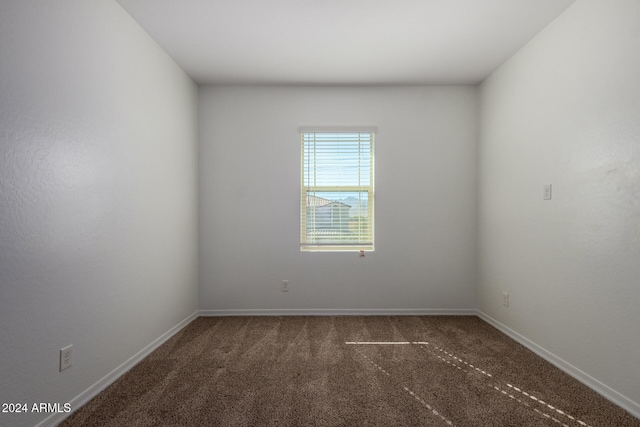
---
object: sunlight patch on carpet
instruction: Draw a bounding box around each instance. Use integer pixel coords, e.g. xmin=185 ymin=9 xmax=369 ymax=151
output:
xmin=354 ymin=347 xmax=454 ymax=426
xmin=506 ymin=384 xmax=594 ymax=427
xmin=348 ymin=340 xmax=596 ymax=427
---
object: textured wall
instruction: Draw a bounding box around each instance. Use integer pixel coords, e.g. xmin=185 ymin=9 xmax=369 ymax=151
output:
xmin=198 ymin=86 xmax=477 ymax=313
xmin=0 ymin=1 xmax=198 ymax=426
xmin=478 ymin=0 xmax=640 ymax=412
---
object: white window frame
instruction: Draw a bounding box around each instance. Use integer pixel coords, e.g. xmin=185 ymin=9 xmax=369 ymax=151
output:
xmin=300 ymin=126 xmax=376 ymax=252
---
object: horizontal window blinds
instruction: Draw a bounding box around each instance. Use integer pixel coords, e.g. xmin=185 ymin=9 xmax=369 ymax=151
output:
xmin=300 ymin=130 xmax=375 ymax=251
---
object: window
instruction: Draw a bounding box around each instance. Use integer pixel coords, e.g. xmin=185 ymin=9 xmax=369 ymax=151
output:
xmin=300 ymin=127 xmax=375 ymax=251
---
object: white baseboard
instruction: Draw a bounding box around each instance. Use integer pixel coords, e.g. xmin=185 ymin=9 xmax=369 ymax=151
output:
xmin=38 ymin=311 xmax=199 ymax=427
xmin=477 ymin=310 xmax=640 ymax=419
xmin=198 ymin=308 xmax=477 ymax=316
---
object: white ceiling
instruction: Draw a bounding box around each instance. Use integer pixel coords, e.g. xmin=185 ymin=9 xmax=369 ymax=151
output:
xmin=115 ymin=0 xmax=576 ymax=86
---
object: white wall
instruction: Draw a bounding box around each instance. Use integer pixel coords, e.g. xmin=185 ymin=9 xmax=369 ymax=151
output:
xmin=199 ymin=86 xmax=477 ymax=313
xmin=478 ymin=0 xmax=640 ymax=413
xmin=0 ymin=1 xmax=198 ymax=426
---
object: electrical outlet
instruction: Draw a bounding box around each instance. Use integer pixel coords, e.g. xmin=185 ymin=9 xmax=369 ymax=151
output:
xmin=281 ymin=280 xmax=289 ymax=292
xmin=502 ymin=292 xmax=509 ymax=307
xmin=60 ymin=345 xmax=73 ymax=371
xmin=543 ymin=184 xmax=552 ymax=200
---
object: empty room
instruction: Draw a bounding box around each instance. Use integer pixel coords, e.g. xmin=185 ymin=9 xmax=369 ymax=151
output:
xmin=1 ymin=0 xmax=639 ymax=426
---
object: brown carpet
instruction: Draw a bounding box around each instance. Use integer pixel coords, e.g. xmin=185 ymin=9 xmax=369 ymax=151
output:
xmin=61 ymin=316 xmax=640 ymax=426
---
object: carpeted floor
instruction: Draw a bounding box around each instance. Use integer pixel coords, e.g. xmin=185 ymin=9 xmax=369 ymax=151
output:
xmin=60 ymin=316 xmax=640 ymax=426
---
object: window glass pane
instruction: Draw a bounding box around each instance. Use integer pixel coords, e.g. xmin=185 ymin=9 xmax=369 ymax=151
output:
xmin=303 ymin=133 xmax=372 ymax=187
xmin=305 ymin=191 xmax=371 ymax=244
